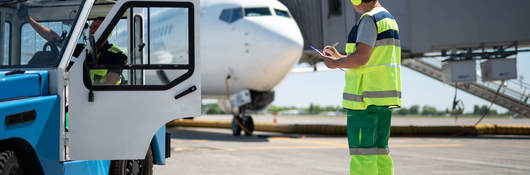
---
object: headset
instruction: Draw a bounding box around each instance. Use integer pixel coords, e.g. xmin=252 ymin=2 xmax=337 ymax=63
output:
xmin=351 ymin=0 xmax=362 ymax=6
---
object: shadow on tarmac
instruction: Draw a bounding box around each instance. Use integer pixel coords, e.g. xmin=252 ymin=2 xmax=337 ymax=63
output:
xmin=166 ymin=127 xmax=319 ymax=142
xmin=167 ymin=127 xmax=271 ymax=142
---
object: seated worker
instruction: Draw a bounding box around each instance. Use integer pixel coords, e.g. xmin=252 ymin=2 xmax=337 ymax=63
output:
xmin=86 ymin=17 xmax=128 ymax=85
xmin=19 ymin=8 xmax=127 ymax=85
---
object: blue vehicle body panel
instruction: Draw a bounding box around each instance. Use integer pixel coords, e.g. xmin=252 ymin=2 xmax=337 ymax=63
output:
xmin=0 ymin=95 xmax=63 ymax=174
xmin=152 ymin=126 xmax=166 ymax=165
xmin=0 ymin=71 xmax=49 ymax=98
xmin=0 ymin=73 xmax=41 ymax=101
xmin=63 ymin=160 xmax=111 ymax=175
xmin=0 ymin=71 xmax=167 ymax=174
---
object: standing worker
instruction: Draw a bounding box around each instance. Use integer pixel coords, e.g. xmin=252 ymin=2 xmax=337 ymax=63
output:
xmin=320 ymin=0 xmax=401 ymax=174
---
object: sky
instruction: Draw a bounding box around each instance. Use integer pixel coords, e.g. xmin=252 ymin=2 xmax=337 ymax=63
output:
xmin=272 ymin=52 xmax=530 ymax=113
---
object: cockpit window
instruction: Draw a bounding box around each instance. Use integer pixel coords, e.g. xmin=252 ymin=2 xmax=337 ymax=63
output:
xmin=274 ymin=9 xmax=291 ymax=18
xmin=244 ymin=8 xmax=271 ymax=17
xmin=220 ymin=8 xmax=243 ymax=23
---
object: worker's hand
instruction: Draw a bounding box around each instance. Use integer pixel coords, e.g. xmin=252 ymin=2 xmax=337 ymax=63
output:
xmin=16 ymin=4 xmax=29 ymax=22
xmin=323 ymin=46 xmax=342 ymax=58
xmin=319 ymin=54 xmax=339 ymax=69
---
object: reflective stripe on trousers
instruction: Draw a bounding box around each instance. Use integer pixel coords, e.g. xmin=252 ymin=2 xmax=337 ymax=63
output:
xmin=350 ymin=148 xmax=390 ymax=155
xmin=343 ymin=91 xmax=402 ymax=102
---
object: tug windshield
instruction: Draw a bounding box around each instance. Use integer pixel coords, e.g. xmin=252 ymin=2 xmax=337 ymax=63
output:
xmin=0 ymin=0 xmax=84 ymax=68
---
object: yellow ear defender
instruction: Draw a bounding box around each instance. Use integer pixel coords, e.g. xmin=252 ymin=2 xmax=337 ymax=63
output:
xmin=351 ymin=0 xmax=362 ymax=6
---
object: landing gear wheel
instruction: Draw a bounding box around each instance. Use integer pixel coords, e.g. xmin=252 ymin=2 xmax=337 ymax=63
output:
xmin=232 ymin=117 xmax=242 ymax=136
xmin=0 ymin=150 xmax=23 ymax=175
xmin=242 ymin=116 xmax=254 ymax=136
xmin=110 ymin=147 xmax=154 ymax=175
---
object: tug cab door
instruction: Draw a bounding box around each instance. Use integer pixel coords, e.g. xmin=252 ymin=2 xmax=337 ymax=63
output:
xmin=65 ymin=0 xmax=200 ymax=160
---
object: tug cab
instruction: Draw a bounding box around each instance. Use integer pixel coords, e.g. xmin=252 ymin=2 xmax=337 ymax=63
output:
xmin=0 ymin=0 xmax=200 ymax=174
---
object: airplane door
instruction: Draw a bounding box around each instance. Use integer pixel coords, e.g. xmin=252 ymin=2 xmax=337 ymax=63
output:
xmin=65 ymin=0 xmax=200 ymax=160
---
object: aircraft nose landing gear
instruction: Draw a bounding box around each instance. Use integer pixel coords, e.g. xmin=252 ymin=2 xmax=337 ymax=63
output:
xmin=231 ymin=114 xmax=254 ymax=136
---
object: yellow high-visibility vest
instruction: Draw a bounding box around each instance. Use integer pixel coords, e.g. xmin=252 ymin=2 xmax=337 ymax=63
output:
xmin=343 ymin=7 xmax=401 ymax=110
xmin=90 ymin=45 xmax=125 ymax=85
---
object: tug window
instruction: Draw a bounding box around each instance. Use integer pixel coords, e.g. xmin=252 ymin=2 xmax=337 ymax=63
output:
xmin=85 ymin=3 xmax=194 ymax=90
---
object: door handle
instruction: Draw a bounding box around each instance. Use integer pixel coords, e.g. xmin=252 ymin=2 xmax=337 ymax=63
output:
xmin=174 ymin=86 xmax=197 ymax=100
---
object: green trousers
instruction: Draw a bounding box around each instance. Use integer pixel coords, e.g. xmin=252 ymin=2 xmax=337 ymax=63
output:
xmin=347 ymin=106 xmax=393 ymax=175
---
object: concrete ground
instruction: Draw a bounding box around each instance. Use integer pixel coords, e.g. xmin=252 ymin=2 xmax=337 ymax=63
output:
xmin=154 ymin=126 xmax=530 ymax=175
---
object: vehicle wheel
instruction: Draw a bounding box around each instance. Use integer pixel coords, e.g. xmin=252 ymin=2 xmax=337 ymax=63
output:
xmin=0 ymin=150 xmax=23 ymax=175
xmin=110 ymin=147 xmax=154 ymax=175
xmin=242 ymin=116 xmax=254 ymax=136
xmin=232 ymin=117 xmax=242 ymax=136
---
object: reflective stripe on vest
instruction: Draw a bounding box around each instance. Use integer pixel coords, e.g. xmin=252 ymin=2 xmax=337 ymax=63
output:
xmin=90 ymin=69 xmax=122 ymax=85
xmin=89 ymin=45 xmax=125 ymax=85
xmin=350 ymin=148 xmax=390 ymax=155
xmin=343 ymin=7 xmax=401 ymax=110
xmin=343 ymin=90 xmax=401 ymax=102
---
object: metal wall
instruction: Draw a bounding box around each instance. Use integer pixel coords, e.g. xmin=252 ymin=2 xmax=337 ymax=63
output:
xmin=280 ymin=0 xmax=530 ymax=56
xmin=279 ymin=0 xmax=357 ymax=52
xmin=279 ymin=0 xmax=324 ymax=49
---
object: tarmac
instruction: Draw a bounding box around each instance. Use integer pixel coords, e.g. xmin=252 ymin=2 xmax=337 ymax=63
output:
xmin=190 ymin=114 xmax=530 ymax=126
xmin=154 ymin=115 xmax=530 ymax=175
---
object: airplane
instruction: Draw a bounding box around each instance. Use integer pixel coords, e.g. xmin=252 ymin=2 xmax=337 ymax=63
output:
xmin=198 ymin=0 xmax=304 ymax=136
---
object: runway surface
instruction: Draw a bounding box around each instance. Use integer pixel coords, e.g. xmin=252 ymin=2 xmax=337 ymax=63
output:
xmin=154 ymin=123 xmax=530 ymax=174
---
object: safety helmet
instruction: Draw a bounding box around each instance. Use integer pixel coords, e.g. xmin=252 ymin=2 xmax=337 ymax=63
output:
xmin=351 ymin=0 xmax=362 ymax=6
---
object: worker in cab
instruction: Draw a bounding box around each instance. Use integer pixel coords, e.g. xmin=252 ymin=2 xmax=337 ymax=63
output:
xmin=19 ymin=5 xmax=127 ymax=85
xmin=320 ymin=0 xmax=401 ymax=174
xmin=86 ymin=17 xmax=128 ymax=85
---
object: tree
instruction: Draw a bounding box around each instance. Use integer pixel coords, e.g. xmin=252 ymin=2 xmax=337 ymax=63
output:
xmin=473 ymin=105 xmax=481 ymax=115
xmin=397 ymin=108 xmax=409 ymax=115
xmin=473 ymin=105 xmax=497 ymax=116
xmin=202 ymin=103 xmax=225 ymax=114
xmin=421 ymin=105 xmax=438 ymax=116
xmin=409 ymin=105 xmax=420 ymax=115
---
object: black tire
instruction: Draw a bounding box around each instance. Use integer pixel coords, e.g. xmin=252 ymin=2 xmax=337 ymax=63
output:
xmin=109 ymin=147 xmax=154 ymax=175
xmin=242 ymin=116 xmax=254 ymax=136
xmin=232 ymin=117 xmax=242 ymax=136
xmin=0 ymin=150 xmax=23 ymax=175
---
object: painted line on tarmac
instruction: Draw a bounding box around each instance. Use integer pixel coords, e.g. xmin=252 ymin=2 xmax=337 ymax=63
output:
xmin=390 ymin=144 xmax=463 ymax=148
xmin=191 ymin=140 xmax=209 ymax=143
xmin=269 ymin=137 xmax=347 ymax=147
xmin=239 ymin=145 xmax=342 ymax=150
xmin=268 ymin=137 xmax=462 ymax=148
xmin=171 ymin=143 xmax=464 ymax=152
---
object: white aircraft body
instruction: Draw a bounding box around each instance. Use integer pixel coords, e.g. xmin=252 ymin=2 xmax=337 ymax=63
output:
xmin=199 ymin=0 xmax=303 ymax=97
xmin=145 ymin=0 xmax=304 ymax=135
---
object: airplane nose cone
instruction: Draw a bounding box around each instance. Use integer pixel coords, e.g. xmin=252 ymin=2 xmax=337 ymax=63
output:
xmin=253 ymin=17 xmax=304 ymax=52
xmin=242 ymin=17 xmax=304 ymax=90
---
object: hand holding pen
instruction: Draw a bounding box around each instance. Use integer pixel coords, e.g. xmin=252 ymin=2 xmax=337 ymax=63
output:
xmin=312 ymin=43 xmax=345 ymax=72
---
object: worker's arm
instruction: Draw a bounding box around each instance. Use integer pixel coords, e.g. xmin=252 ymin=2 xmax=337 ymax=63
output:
xmin=320 ymin=15 xmax=376 ymax=69
xmin=18 ymin=4 xmax=61 ymax=46
xmin=320 ymin=43 xmax=372 ymax=69
xmin=26 ymin=16 xmax=61 ymax=43
xmin=102 ymin=72 xmax=121 ymax=85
